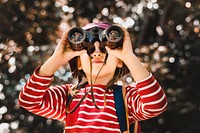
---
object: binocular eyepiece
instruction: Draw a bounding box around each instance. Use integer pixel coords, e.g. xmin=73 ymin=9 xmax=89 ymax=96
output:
xmin=67 ymin=25 xmax=124 ymax=53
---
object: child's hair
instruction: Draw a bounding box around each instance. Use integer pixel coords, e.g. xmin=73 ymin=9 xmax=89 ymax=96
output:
xmin=68 ymin=22 xmax=130 ymax=91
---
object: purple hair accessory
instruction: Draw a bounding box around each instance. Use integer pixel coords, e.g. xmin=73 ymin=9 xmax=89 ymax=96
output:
xmin=82 ymin=22 xmax=111 ymax=30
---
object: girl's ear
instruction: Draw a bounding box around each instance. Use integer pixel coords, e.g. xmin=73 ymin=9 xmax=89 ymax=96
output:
xmin=117 ymin=59 xmax=123 ymax=68
xmin=77 ymin=57 xmax=82 ymax=70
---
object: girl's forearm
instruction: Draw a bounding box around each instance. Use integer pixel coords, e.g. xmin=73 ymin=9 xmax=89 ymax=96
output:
xmin=123 ymin=53 xmax=150 ymax=82
xmin=38 ymin=55 xmax=63 ymax=76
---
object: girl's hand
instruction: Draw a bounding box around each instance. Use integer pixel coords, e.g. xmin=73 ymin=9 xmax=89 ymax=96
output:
xmin=52 ymin=30 xmax=87 ymax=66
xmin=38 ymin=30 xmax=86 ymax=76
xmin=105 ymin=26 xmax=134 ymax=61
xmin=105 ymin=26 xmax=150 ymax=81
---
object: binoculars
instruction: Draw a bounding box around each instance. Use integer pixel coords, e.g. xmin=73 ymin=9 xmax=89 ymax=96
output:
xmin=67 ymin=25 xmax=124 ymax=54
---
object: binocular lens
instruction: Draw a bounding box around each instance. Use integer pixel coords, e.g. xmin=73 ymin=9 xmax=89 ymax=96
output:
xmin=68 ymin=28 xmax=86 ymax=51
xmin=107 ymin=30 xmax=121 ymax=41
xmin=71 ymin=32 xmax=84 ymax=43
xmin=68 ymin=28 xmax=85 ymax=44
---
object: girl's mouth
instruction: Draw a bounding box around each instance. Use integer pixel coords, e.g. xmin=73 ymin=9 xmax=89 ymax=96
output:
xmin=92 ymin=60 xmax=104 ymax=64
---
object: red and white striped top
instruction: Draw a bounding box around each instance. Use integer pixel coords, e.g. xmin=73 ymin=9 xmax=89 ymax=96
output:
xmin=18 ymin=67 xmax=167 ymax=133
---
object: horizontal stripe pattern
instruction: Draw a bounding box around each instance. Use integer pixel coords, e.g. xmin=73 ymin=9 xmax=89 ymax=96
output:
xmin=126 ymin=74 xmax=167 ymax=123
xmin=65 ymin=86 xmax=120 ymax=132
xmin=18 ymin=67 xmax=167 ymax=133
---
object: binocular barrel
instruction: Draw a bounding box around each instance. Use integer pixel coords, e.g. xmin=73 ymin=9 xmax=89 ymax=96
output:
xmin=67 ymin=25 xmax=124 ymax=51
xmin=104 ymin=25 xmax=123 ymax=49
xmin=67 ymin=28 xmax=86 ymax=51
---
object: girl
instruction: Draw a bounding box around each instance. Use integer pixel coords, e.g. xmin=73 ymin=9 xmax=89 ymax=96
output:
xmin=18 ymin=22 xmax=167 ymax=133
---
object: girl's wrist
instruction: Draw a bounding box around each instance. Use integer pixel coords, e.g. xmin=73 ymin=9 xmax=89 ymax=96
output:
xmin=123 ymin=52 xmax=150 ymax=81
xmin=121 ymin=51 xmax=136 ymax=63
xmin=122 ymin=52 xmax=142 ymax=70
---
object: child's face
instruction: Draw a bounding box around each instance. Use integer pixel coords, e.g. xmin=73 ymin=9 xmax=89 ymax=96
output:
xmin=78 ymin=41 xmax=121 ymax=83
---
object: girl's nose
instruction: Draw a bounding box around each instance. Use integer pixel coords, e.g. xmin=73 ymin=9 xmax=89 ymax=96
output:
xmin=91 ymin=42 xmax=103 ymax=57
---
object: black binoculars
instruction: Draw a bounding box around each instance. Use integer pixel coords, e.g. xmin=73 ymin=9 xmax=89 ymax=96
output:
xmin=67 ymin=25 xmax=124 ymax=54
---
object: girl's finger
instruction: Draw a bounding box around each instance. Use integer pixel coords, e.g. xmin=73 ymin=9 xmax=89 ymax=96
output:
xmin=105 ymin=46 xmax=111 ymax=54
xmin=74 ymin=49 xmax=87 ymax=57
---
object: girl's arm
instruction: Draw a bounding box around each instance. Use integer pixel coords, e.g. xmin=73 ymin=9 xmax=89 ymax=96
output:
xmin=105 ymin=26 xmax=167 ymax=121
xmin=18 ymin=31 xmax=86 ymax=120
xmin=18 ymin=67 xmax=69 ymax=121
xmin=126 ymin=74 xmax=167 ymax=122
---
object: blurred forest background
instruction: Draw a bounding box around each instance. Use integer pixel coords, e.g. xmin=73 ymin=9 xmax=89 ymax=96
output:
xmin=0 ymin=0 xmax=200 ymax=133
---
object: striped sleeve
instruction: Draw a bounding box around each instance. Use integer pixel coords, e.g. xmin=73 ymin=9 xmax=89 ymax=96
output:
xmin=18 ymin=67 xmax=68 ymax=121
xmin=126 ymin=73 xmax=167 ymax=122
